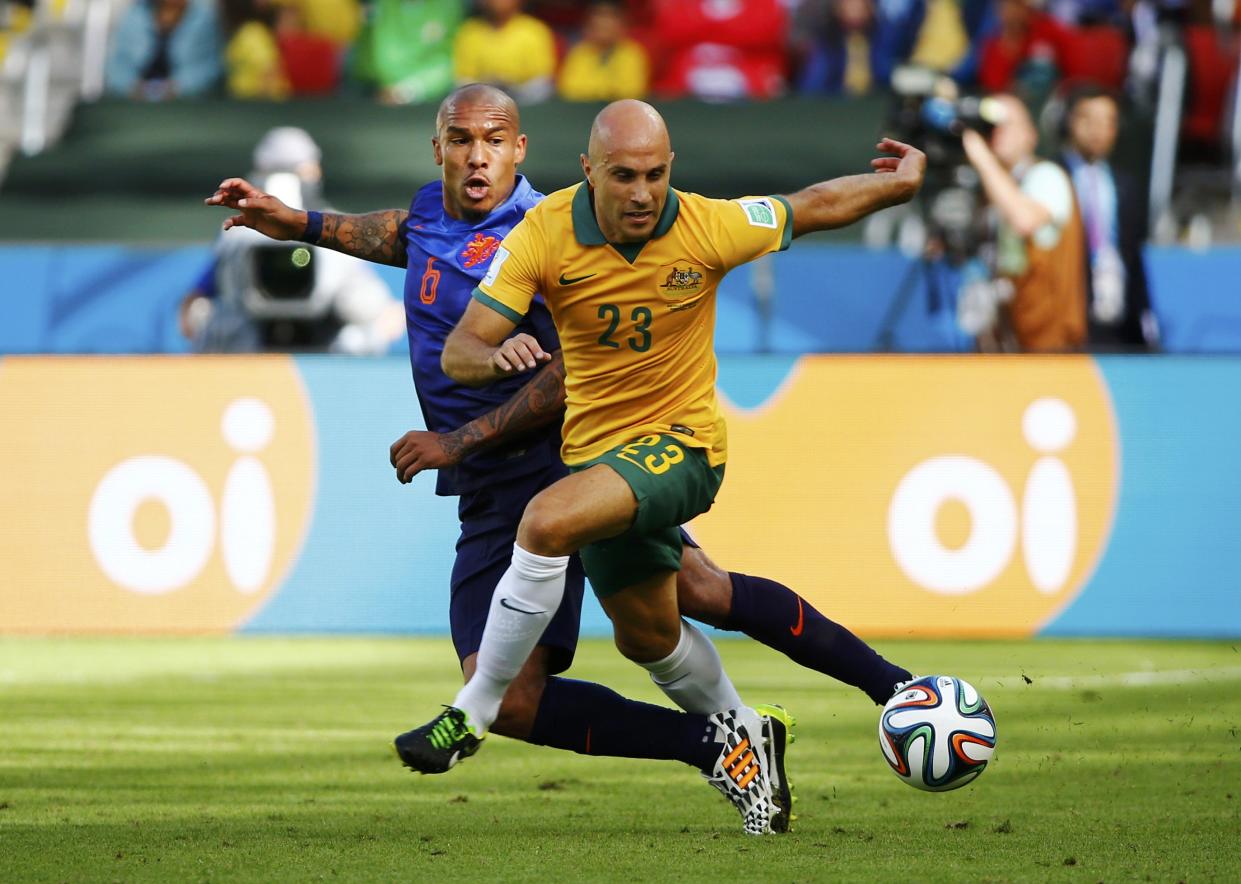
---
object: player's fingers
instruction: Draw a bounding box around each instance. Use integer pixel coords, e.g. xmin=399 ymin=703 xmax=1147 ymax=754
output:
xmin=871 ymin=158 xmax=900 ymax=171
xmin=402 ymin=454 xmax=425 ymax=482
xmin=222 ymin=215 xmax=246 ymax=231
xmin=218 ymin=177 xmax=260 ymax=197
xmin=492 ymin=349 xmax=515 ymax=373
xmin=391 ymin=440 xmax=410 ymax=468
xmin=877 ymin=137 xmax=913 ymax=154
xmin=237 ymin=195 xmax=272 ymax=211
xmin=516 ymin=334 xmax=551 ymax=363
xmin=511 ymin=340 xmax=540 ymax=370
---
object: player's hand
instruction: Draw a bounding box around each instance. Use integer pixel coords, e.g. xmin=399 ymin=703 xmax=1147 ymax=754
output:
xmin=389 ymin=429 xmax=462 ymax=483
xmin=871 ymin=138 xmax=927 ymax=200
xmin=490 ymin=333 xmax=551 ymax=376
xmin=204 ymin=177 xmax=308 ymax=241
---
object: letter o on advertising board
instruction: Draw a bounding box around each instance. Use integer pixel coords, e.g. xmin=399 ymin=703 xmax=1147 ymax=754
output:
xmin=887 ymin=455 xmax=1017 ymax=595
xmin=88 ymin=456 xmax=216 ymax=595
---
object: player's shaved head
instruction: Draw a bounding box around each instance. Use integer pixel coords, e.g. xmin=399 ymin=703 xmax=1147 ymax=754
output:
xmin=587 ymin=100 xmax=670 ymax=165
xmin=436 ymin=83 xmax=520 ymax=132
xmin=581 ymin=100 xmax=675 ymax=243
xmin=432 ymin=83 xmax=526 ymax=221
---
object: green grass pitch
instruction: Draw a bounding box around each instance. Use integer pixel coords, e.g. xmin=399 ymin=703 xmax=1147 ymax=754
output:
xmin=1 ymin=636 xmax=1238 ymax=882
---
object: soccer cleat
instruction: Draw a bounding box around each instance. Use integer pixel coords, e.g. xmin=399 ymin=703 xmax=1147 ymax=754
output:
xmin=755 ymin=704 xmax=796 ymax=833
xmin=891 ymin=676 xmax=924 ymax=698
xmin=393 ymin=706 xmax=483 ymax=774
xmin=702 ymin=706 xmax=777 ymax=835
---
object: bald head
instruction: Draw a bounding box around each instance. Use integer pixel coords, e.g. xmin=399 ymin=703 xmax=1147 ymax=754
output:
xmin=432 ymin=83 xmax=526 ymax=221
xmin=436 ymin=83 xmax=519 ymax=132
xmin=581 ymin=100 xmax=675 ymax=243
xmin=587 ymin=100 xmax=670 ymax=165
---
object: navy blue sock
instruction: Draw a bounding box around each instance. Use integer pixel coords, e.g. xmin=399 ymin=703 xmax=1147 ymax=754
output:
xmin=528 ymin=677 xmax=722 ymax=772
xmin=724 ymin=572 xmax=912 ymax=705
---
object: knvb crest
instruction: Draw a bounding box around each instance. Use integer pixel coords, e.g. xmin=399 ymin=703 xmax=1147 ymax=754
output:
xmin=460 ymin=233 xmax=501 ymax=269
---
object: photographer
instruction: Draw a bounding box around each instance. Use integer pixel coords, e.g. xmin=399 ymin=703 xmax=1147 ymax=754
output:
xmin=181 ymin=127 xmax=402 ymax=354
xmin=961 ymin=93 xmax=1087 ymax=352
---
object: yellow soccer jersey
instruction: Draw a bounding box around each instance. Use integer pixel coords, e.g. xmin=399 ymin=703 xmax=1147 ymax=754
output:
xmin=474 ymin=183 xmax=793 ymax=467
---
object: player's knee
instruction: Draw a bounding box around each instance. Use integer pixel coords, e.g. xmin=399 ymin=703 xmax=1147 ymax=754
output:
xmin=613 ymin=618 xmax=680 ymax=664
xmin=676 ymin=549 xmax=732 ymax=627
xmin=517 ymin=499 xmax=577 ymax=557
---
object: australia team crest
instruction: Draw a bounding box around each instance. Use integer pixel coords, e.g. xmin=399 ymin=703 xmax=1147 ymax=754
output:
xmin=657 ymin=261 xmax=707 ymax=305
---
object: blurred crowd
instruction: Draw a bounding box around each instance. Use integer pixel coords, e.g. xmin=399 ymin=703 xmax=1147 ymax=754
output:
xmin=66 ymin=0 xmax=1236 ymax=117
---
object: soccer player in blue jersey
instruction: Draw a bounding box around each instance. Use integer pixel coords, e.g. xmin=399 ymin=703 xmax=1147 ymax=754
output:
xmin=207 ymin=84 xmax=912 ymax=833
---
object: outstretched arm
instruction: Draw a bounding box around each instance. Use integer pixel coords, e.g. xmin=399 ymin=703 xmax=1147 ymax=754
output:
xmin=389 ymin=351 xmax=566 ymax=483
xmin=204 ymin=177 xmax=410 ymax=268
xmin=784 ymin=138 xmax=926 ymax=237
xmin=442 ymin=298 xmax=552 ymax=387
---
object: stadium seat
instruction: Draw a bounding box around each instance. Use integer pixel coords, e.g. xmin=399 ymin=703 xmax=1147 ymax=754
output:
xmin=1180 ymin=24 xmax=1240 ymax=147
xmin=1058 ymin=24 xmax=1129 ymax=89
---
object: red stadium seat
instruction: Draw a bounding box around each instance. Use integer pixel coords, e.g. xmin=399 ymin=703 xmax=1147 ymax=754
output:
xmin=1058 ymin=25 xmax=1129 ymax=89
xmin=1181 ymin=24 xmax=1240 ymax=147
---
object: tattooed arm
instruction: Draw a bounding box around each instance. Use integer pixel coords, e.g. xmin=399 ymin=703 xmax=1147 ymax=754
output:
xmin=318 ymin=210 xmax=409 ymax=268
xmin=389 ymin=350 xmax=567 ymax=484
xmin=205 ymin=177 xmax=409 ymax=268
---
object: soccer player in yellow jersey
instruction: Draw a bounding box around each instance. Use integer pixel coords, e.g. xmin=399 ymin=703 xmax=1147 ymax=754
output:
xmin=405 ymin=100 xmax=925 ymax=834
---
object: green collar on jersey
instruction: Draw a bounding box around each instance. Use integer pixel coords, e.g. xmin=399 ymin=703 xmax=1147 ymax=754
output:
xmin=571 ymin=182 xmax=681 ymax=263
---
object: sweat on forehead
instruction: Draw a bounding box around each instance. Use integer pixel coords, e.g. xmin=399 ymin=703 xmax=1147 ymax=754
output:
xmin=435 ymin=84 xmax=520 ymax=130
xmin=587 ymin=100 xmax=669 ymax=161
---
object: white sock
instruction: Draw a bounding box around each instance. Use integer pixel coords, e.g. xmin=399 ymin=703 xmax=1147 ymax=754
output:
xmin=452 ymin=543 xmax=568 ymax=734
xmin=641 ymin=619 xmax=744 ymax=715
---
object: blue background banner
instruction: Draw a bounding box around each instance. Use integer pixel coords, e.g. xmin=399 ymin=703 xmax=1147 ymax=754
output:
xmin=4 ymin=245 xmax=1241 ymax=354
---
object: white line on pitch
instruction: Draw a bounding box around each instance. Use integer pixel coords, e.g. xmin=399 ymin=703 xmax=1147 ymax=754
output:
xmin=983 ymin=666 xmax=1241 ymax=689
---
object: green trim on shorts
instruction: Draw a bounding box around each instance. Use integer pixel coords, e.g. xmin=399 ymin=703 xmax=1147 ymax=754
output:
xmin=570 ymin=433 xmax=725 ymax=597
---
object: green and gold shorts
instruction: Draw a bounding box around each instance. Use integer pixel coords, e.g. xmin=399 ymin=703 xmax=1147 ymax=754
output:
xmin=569 ymin=433 xmax=725 ymax=597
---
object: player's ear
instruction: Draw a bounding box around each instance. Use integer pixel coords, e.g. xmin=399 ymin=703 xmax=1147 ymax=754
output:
xmin=579 ymin=153 xmax=591 ymax=182
xmin=514 ymin=133 xmax=527 ymax=165
xmin=432 ymin=137 xmax=443 ymax=167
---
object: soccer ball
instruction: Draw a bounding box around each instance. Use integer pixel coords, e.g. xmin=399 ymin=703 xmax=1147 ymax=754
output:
xmin=879 ymin=675 xmax=996 ymax=792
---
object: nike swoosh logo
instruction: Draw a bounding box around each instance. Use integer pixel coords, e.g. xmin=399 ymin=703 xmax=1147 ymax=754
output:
xmin=558 ymin=272 xmax=596 ymax=286
xmin=499 ymin=597 xmax=545 ymax=616
xmin=789 ymin=597 xmax=804 ymax=637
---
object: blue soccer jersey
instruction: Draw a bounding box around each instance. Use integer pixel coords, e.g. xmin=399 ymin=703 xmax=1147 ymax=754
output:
xmin=402 ymin=174 xmax=561 ymax=496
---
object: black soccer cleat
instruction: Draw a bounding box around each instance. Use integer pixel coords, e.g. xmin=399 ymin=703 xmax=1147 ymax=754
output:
xmin=394 ymin=706 xmax=484 ymax=774
xmin=755 ymin=703 xmax=797 ymax=833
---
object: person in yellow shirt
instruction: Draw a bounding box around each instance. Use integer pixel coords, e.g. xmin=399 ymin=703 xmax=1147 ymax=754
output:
xmin=453 ymin=0 xmax=556 ymax=103
xmin=557 ymin=0 xmax=649 ymax=101
xmin=402 ymin=99 xmax=925 ymax=834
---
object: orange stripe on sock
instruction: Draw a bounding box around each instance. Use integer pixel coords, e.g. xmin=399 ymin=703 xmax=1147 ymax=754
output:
xmin=722 ymin=738 xmax=750 ymax=768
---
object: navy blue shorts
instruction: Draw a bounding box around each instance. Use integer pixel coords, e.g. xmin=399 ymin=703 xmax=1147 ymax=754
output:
xmin=449 ymin=467 xmax=585 ymax=675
